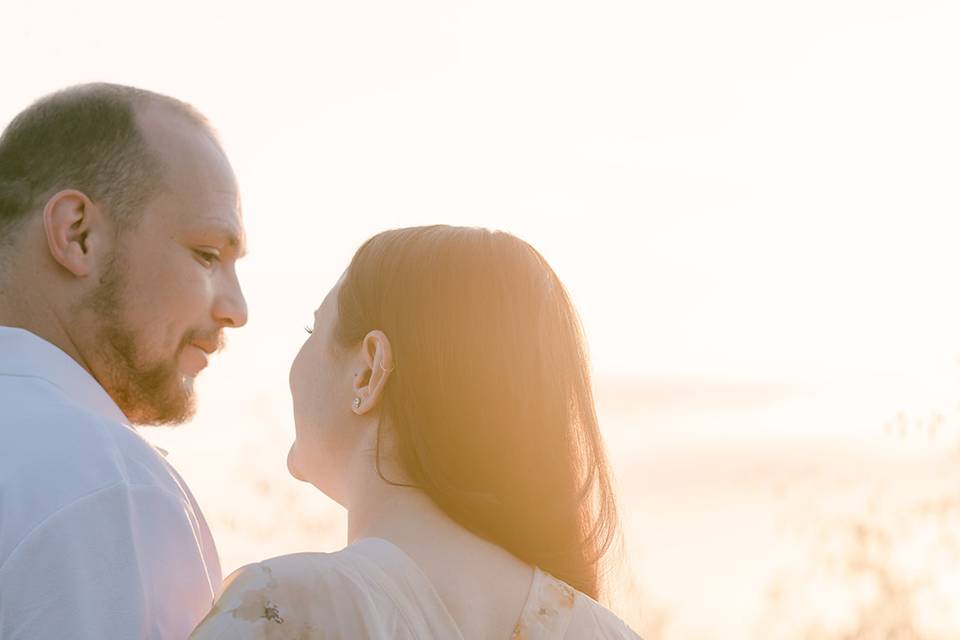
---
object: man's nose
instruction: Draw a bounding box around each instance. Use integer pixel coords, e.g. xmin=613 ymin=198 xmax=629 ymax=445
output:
xmin=213 ymin=268 xmax=248 ymax=328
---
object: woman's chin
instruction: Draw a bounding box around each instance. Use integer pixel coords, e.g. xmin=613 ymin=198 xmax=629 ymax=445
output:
xmin=286 ymin=444 xmax=305 ymax=482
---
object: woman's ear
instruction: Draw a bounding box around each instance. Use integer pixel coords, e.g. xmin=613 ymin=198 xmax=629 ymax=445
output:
xmin=350 ymin=330 xmax=394 ymax=415
xmin=42 ymin=189 xmax=107 ymax=278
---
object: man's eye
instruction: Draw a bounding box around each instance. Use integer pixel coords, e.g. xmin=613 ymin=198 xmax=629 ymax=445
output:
xmin=195 ymin=250 xmax=220 ymax=266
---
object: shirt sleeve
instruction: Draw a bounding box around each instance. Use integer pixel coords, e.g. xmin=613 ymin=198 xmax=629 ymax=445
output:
xmin=0 ymin=482 xmax=219 ymax=640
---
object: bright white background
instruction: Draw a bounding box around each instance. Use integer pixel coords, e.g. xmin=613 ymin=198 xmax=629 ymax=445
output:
xmin=4 ymin=1 xmax=959 ymax=637
xmin=5 ymin=0 xmax=960 ymax=382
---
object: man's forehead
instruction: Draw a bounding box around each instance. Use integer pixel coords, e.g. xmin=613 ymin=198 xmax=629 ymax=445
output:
xmin=141 ymin=113 xmax=246 ymax=256
xmin=189 ymin=216 xmax=248 ymax=256
xmin=137 ymin=101 xmax=239 ymax=205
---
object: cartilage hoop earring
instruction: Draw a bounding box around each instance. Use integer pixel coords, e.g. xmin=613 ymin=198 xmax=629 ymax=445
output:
xmin=380 ymin=361 xmax=395 ymax=373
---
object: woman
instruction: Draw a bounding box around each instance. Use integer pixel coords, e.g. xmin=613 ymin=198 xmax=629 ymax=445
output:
xmin=191 ymin=226 xmax=641 ymax=639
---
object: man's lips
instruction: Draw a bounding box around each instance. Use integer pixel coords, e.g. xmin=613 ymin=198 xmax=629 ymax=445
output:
xmin=182 ymin=345 xmax=210 ymax=374
xmin=180 ymin=334 xmax=223 ymax=376
xmin=189 ymin=339 xmax=219 ymax=355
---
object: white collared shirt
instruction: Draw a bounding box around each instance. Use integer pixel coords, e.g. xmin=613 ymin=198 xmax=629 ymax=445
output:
xmin=0 ymin=327 xmax=222 ymax=639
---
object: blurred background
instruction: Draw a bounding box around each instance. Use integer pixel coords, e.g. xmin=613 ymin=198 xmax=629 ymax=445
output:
xmin=4 ymin=1 xmax=959 ymax=636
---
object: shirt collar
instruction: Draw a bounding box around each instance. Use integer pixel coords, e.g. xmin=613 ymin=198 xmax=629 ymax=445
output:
xmin=0 ymin=325 xmax=132 ymax=427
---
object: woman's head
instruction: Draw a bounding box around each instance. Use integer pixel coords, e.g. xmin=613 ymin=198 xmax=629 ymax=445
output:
xmin=288 ymin=225 xmax=619 ymax=599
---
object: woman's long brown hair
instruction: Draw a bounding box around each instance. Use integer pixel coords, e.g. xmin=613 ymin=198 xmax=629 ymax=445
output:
xmin=335 ymin=225 xmax=620 ymax=600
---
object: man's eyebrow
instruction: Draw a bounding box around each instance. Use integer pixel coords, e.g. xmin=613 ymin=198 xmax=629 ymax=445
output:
xmin=226 ymin=232 xmax=248 ymax=257
xmin=199 ymin=223 xmax=247 ymax=257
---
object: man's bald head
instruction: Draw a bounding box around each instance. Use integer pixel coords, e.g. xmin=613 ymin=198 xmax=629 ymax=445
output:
xmin=0 ymin=82 xmax=219 ymax=248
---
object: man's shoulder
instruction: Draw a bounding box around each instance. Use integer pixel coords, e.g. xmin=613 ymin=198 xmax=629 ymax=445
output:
xmin=0 ymin=375 xmax=181 ymax=564
xmin=0 ymin=372 xmax=165 ymax=480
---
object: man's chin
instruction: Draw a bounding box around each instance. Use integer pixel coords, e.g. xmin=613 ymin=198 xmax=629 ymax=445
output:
xmin=122 ymin=381 xmax=197 ymax=427
xmin=180 ymin=372 xmax=197 ymax=390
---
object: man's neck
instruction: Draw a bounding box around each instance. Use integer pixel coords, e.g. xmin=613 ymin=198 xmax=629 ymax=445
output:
xmin=0 ymin=286 xmax=92 ymax=378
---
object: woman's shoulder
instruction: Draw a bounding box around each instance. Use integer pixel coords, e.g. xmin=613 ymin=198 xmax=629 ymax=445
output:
xmin=512 ymin=568 xmax=643 ymax=640
xmin=189 ymin=541 xmax=469 ymax=640
xmin=189 ymin=549 xmax=406 ymax=639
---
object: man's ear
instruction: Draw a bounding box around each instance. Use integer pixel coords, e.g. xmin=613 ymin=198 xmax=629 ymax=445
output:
xmin=351 ymin=330 xmax=395 ymax=415
xmin=42 ymin=190 xmax=108 ymax=277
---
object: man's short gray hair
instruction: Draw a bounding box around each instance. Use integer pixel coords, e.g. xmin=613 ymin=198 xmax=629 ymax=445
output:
xmin=0 ymin=82 xmax=217 ymax=247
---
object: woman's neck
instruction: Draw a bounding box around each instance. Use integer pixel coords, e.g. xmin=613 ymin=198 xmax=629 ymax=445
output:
xmin=342 ymin=430 xmax=467 ymax=549
xmin=344 ymin=462 xmax=536 ymax=640
xmin=346 ymin=474 xmax=457 ymax=547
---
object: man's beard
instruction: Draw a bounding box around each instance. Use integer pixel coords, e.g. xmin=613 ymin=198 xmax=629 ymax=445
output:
xmin=82 ymin=250 xmax=197 ymax=426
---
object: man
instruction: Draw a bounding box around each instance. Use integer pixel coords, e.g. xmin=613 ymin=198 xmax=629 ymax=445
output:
xmin=0 ymin=83 xmax=247 ymax=638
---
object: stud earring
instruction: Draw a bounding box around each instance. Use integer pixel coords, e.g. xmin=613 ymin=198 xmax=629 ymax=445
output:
xmin=352 ymin=397 xmax=361 ymax=410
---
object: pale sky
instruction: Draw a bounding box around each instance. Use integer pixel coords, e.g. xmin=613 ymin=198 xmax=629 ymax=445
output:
xmin=4 ymin=0 xmax=959 ymax=385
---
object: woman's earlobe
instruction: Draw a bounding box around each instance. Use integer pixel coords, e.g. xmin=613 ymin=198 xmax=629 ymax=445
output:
xmin=351 ymin=330 xmax=393 ymax=413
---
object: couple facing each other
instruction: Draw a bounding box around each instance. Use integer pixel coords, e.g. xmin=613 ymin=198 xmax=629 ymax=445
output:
xmin=0 ymin=83 xmax=641 ymax=639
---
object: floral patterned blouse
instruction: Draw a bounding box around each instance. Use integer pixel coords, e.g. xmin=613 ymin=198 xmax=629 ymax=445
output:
xmin=190 ymin=537 xmax=641 ymax=639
